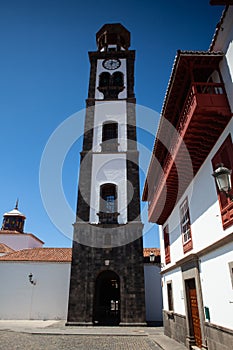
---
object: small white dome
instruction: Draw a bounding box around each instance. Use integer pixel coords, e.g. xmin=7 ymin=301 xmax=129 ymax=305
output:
xmin=4 ymin=208 xmax=25 ymax=217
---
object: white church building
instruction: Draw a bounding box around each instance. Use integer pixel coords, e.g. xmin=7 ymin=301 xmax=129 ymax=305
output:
xmin=0 ymin=203 xmax=162 ymax=324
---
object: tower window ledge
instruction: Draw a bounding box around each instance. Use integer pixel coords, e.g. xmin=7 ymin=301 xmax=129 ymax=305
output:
xmin=90 ymin=222 xmax=126 ymax=227
xmin=97 ymin=212 xmax=120 ymax=224
xmin=95 ymin=98 xmax=127 ymax=101
xmin=92 ymin=150 xmax=126 ymax=155
xmin=100 ymin=142 xmax=119 ymax=152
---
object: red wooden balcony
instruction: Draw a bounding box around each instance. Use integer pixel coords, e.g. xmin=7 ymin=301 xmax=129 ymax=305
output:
xmin=179 ymin=82 xmax=230 ymax=127
xmin=147 ymin=82 xmax=232 ymax=224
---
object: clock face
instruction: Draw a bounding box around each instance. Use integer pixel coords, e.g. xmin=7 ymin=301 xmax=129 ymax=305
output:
xmin=102 ymin=59 xmax=121 ymax=70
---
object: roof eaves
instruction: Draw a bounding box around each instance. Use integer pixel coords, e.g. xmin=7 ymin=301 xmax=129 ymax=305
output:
xmin=142 ymin=50 xmax=224 ymax=197
xmin=209 ymin=6 xmax=229 ymax=51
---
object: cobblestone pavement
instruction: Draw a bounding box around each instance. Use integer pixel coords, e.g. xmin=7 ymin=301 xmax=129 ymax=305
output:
xmin=0 ymin=331 xmax=162 ymax=350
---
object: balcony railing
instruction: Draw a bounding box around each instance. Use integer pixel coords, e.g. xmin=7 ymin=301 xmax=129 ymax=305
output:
xmin=164 ymin=82 xmax=229 ymax=178
xmin=148 ymin=82 xmax=231 ymax=222
xmin=179 ymin=82 xmax=226 ymax=131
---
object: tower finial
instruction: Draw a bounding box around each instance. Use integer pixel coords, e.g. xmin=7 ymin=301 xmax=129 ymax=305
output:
xmin=15 ymin=198 xmax=19 ymax=210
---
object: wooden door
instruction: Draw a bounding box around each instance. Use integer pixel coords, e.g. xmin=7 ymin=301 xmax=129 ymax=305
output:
xmin=186 ymin=279 xmax=202 ymax=348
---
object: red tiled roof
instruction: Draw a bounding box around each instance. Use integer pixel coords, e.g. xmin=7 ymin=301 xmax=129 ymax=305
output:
xmin=0 ymin=230 xmax=44 ymax=244
xmin=0 ymin=246 xmax=159 ymax=262
xmin=143 ymin=248 xmax=160 ymax=257
xmin=0 ymin=248 xmax=72 ymax=262
xmin=0 ymin=243 xmax=15 ymax=254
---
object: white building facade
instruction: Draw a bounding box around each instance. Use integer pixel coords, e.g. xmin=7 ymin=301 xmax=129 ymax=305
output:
xmin=160 ymin=117 xmax=233 ymax=349
xmin=143 ymin=5 xmax=233 ymax=350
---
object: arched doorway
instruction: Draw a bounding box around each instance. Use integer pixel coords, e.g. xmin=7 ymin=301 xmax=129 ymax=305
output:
xmin=93 ymin=270 xmax=120 ymax=325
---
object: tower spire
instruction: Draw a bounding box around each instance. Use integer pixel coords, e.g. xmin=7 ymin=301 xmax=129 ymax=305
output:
xmin=15 ymin=198 xmax=19 ymax=210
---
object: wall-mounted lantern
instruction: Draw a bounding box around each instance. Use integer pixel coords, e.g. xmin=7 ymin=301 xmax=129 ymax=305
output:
xmin=149 ymin=252 xmax=155 ymax=262
xmin=212 ymin=163 xmax=233 ymax=201
xmin=28 ymin=273 xmax=36 ymax=285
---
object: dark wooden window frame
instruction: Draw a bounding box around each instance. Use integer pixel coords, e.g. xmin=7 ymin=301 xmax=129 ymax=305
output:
xmin=180 ymin=197 xmax=193 ymax=254
xmin=163 ymin=224 xmax=171 ymax=264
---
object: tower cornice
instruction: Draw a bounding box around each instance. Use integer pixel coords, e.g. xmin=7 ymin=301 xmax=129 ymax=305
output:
xmin=88 ymin=50 xmax=135 ymax=62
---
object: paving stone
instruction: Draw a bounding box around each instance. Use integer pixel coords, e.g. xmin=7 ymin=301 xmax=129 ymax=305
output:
xmin=0 ymin=331 xmax=162 ymax=350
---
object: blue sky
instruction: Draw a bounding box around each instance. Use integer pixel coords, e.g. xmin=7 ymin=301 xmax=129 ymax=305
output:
xmin=0 ymin=1 xmax=223 ymax=248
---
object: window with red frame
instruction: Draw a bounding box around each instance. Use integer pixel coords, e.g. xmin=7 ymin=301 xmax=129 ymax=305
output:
xmin=212 ymin=134 xmax=233 ymax=230
xmin=163 ymin=225 xmax=171 ymax=264
xmin=180 ymin=197 xmax=193 ymax=253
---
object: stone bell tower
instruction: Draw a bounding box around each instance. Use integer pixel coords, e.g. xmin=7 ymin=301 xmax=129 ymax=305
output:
xmin=67 ymin=23 xmax=146 ymax=326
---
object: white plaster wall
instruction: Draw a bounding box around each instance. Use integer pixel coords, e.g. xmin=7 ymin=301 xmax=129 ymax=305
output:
xmin=90 ymin=153 xmax=127 ymax=224
xmin=92 ymin=101 xmax=127 ymax=152
xmin=0 ymin=234 xmax=43 ymax=251
xmin=95 ymin=58 xmax=127 ymax=100
xmin=200 ymin=241 xmax=233 ymax=330
xmin=144 ymin=265 xmax=163 ymax=322
xmin=162 ymin=119 xmax=233 ymax=265
xmin=212 ymin=6 xmax=233 ymax=113
xmin=0 ymin=262 xmax=70 ymax=320
xmin=225 ymin=35 xmax=233 ymax=94
xmin=211 ymin=7 xmax=233 ymax=53
xmin=219 ymin=43 xmax=233 ymax=114
xmin=161 ymin=267 xmax=185 ymax=315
